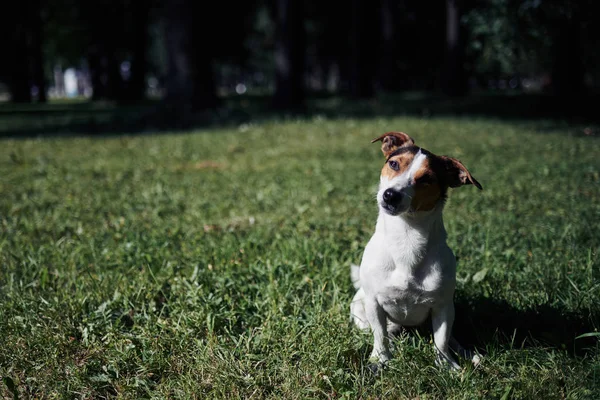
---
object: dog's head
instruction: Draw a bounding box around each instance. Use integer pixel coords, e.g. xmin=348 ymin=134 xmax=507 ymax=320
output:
xmin=371 ymin=132 xmax=482 ymax=216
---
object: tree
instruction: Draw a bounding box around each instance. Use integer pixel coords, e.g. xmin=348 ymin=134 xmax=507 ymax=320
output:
xmin=8 ymin=6 xmax=32 ymax=102
xmin=545 ymin=1 xmax=585 ymax=97
xmin=163 ymin=0 xmax=219 ymax=110
xmin=378 ymin=0 xmax=398 ymax=92
xmin=31 ymin=0 xmax=47 ymax=102
xmin=0 ymin=0 xmax=47 ymax=103
xmin=442 ymin=0 xmax=467 ymax=96
xmin=122 ymin=0 xmax=151 ymax=102
xmin=84 ymin=1 xmax=124 ymax=100
xmin=550 ymin=20 xmax=584 ymax=97
xmin=462 ymin=0 xmax=597 ymax=96
xmin=306 ymin=0 xmax=352 ymax=93
xmin=273 ymin=0 xmax=305 ymax=110
xmin=349 ymin=0 xmax=377 ymax=98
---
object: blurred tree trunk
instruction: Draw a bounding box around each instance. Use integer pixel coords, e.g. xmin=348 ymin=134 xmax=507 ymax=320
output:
xmin=86 ymin=1 xmax=123 ymax=101
xmin=378 ymin=0 xmax=398 ymax=92
xmin=551 ymin=20 xmax=584 ymax=97
xmin=9 ymin=49 xmax=31 ymax=103
xmin=164 ymin=0 xmax=218 ymax=110
xmin=30 ymin=0 xmax=47 ymax=102
xmin=88 ymin=49 xmax=105 ymax=99
xmin=164 ymin=0 xmax=192 ymax=104
xmin=273 ymin=0 xmax=305 ymax=110
xmin=350 ymin=0 xmax=375 ymax=98
xmin=190 ymin=52 xmax=219 ymax=110
xmin=123 ymin=0 xmax=149 ymax=102
xmin=4 ymin=3 xmax=32 ymax=103
xmin=441 ymin=0 xmax=467 ymax=96
xmin=316 ymin=0 xmax=350 ymax=93
xmin=88 ymin=45 xmax=121 ymax=100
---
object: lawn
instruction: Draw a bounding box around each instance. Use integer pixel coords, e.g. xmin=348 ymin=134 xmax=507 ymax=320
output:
xmin=1 ymin=115 xmax=599 ymax=398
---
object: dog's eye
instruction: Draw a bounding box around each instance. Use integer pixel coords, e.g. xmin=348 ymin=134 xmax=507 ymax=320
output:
xmin=388 ymin=160 xmax=399 ymax=171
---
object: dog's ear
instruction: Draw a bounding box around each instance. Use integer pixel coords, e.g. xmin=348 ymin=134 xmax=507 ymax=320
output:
xmin=439 ymin=156 xmax=482 ymax=190
xmin=371 ymin=132 xmax=415 ymax=158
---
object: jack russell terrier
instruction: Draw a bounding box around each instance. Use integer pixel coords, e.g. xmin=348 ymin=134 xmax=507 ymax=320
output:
xmin=350 ymin=131 xmax=482 ymax=370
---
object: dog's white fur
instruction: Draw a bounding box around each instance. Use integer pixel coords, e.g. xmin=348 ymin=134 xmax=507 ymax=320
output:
xmin=351 ymin=137 xmax=480 ymax=370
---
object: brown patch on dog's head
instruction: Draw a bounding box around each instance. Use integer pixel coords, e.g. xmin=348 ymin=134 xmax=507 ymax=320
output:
xmin=371 ymin=132 xmax=415 ymax=158
xmin=410 ymin=157 xmax=444 ymax=211
xmin=380 ymin=147 xmax=419 ymax=181
xmin=407 ymin=153 xmax=482 ymax=212
xmin=373 ymin=132 xmax=482 ymax=214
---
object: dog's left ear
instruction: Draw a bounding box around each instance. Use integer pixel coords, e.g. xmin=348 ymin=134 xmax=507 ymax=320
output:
xmin=371 ymin=132 xmax=415 ymax=158
xmin=440 ymin=156 xmax=482 ymax=190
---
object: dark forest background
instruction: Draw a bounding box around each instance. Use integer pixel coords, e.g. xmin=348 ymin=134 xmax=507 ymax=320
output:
xmin=0 ymin=0 xmax=598 ymax=129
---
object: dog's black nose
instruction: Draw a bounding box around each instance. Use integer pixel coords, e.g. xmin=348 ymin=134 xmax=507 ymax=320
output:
xmin=383 ymin=189 xmax=402 ymax=205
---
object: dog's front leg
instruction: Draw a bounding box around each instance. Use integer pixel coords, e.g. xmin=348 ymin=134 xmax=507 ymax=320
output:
xmin=365 ymin=297 xmax=392 ymax=364
xmin=431 ymin=303 xmax=461 ymax=370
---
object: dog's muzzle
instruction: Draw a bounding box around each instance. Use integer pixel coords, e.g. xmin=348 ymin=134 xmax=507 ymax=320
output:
xmin=381 ymin=188 xmax=408 ymax=215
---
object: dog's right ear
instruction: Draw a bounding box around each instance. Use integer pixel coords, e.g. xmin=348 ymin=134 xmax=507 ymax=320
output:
xmin=371 ymin=132 xmax=415 ymax=158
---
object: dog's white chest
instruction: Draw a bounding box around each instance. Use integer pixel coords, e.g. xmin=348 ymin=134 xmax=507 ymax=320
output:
xmin=358 ymin=213 xmax=456 ymax=327
xmin=376 ymin=261 xmax=446 ymax=325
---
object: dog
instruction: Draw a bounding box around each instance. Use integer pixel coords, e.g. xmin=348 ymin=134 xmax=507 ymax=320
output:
xmin=350 ymin=131 xmax=482 ymax=370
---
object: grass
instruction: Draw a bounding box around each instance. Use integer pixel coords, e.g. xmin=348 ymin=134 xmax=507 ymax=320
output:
xmin=1 ymin=114 xmax=600 ymax=398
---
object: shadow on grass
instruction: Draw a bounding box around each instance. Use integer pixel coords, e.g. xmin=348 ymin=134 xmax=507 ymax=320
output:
xmin=395 ymin=296 xmax=598 ymax=359
xmin=452 ymin=295 xmax=599 ymax=357
xmin=1 ymin=92 xmax=599 ymax=139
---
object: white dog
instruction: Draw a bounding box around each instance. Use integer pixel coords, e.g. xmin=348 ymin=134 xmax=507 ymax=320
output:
xmin=350 ymin=132 xmax=482 ymax=370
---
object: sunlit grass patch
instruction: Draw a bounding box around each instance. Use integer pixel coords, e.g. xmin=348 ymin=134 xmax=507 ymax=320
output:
xmin=1 ymin=116 xmax=599 ymax=398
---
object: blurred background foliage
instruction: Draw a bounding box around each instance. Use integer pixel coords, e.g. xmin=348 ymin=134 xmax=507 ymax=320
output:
xmin=0 ymin=0 xmax=598 ymax=124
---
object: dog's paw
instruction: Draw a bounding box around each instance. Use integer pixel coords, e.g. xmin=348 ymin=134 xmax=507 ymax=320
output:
xmin=366 ymin=360 xmax=388 ymax=376
xmin=367 ymin=349 xmax=392 ymax=376
xmin=435 ymin=353 xmax=461 ymax=371
xmin=369 ymin=349 xmax=391 ymax=364
xmin=457 ymin=348 xmax=482 ymax=368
